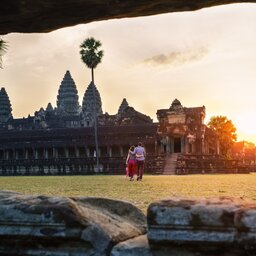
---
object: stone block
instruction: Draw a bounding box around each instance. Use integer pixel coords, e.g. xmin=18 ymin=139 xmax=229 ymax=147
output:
xmin=147 ymin=197 xmax=256 ymax=255
xmin=111 ymin=235 xmax=152 ymax=256
xmin=0 ymin=190 xmax=146 ymax=255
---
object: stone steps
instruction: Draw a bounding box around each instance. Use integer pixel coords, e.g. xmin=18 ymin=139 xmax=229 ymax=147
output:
xmin=163 ymin=154 xmax=179 ymax=175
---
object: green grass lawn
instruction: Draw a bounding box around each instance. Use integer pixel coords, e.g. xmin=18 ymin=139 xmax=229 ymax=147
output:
xmin=1 ymin=174 xmax=256 ymax=213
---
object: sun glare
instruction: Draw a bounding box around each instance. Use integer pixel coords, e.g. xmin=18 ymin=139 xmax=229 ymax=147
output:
xmin=233 ymin=114 xmax=256 ymax=144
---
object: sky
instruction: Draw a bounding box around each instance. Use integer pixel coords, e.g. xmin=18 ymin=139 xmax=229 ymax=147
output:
xmin=1 ymin=3 xmax=256 ymax=143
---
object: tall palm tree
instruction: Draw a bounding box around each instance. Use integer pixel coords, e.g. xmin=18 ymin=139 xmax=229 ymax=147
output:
xmin=0 ymin=38 xmax=8 ymax=69
xmin=80 ymin=37 xmax=104 ymax=172
xmin=80 ymin=37 xmax=103 ymax=83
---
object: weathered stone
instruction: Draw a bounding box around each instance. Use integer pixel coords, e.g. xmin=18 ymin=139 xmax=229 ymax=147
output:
xmin=157 ymin=99 xmax=218 ymax=159
xmin=0 ymin=190 xmax=146 ymax=255
xmin=111 ymin=235 xmax=152 ymax=256
xmin=0 ymin=1 xmax=255 ymax=34
xmin=147 ymin=197 xmax=256 ymax=255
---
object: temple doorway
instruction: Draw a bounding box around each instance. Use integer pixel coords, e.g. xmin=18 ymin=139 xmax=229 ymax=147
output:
xmin=174 ymin=137 xmax=181 ymax=153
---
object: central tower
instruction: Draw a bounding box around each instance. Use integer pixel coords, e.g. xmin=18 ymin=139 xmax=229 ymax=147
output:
xmin=56 ymin=70 xmax=80 ymax=116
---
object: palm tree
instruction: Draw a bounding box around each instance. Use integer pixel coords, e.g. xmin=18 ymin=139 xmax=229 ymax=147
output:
xmin=0 ymin=38 xmax=8 ymax=69
xmin=80 ymin=37 xmax=103 ymax=83
xmin=80 ymin=37 xmax=104 ymax=172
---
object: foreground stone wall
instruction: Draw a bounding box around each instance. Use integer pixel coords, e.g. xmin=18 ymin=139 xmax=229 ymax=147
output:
xmin=0 ymin=191 xmax=146 ymax=255
xmin=0 ymin=191 xmax=256 ymax=255
xmin=147 ymin=197 xmax=256 ymax=255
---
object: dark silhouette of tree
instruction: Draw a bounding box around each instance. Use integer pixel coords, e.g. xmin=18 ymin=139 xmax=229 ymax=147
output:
xmin=0 ymin=38 xmax=7 ymax=69
xmin=80 ymin=38 xmax=103 ymax=83
xmin=208 ymin=115 xmax=237 ymax=157
xmin=80 ymin=37 xmax=104 ymax=172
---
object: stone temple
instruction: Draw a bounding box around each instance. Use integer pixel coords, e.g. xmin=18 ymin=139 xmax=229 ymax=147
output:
xmin=0 ymin=70 xmax=245 ymax=175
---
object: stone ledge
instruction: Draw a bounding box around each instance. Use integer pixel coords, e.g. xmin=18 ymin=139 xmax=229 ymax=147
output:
xmin=2 ymin=191 xmax=256 ymax=255
xmin=0 ymin=190 xmax=146 ymax=255
xmin=147 ymin=197 xmax=256 ymax=255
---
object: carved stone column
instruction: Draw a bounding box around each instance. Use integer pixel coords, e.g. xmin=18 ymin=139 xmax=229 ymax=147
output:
xmin=86 ymin=147 xmax=90 ymax=158
xmin=15 ymin=149 xmax=18 ymax=160
xmin=154 ymin=140 xmax=158 ymax=155
xmin=52 ymin=148 xmax=57 ymax=158
xmin=55 ymin=148 xmax=59 ymax=158
xmin=65 ymin=148 xmax=69 ymax=158
xmin=120 ymin=146 xmax=123 ymax=157
xmin=45 ymin=148 xmax=48 ymax=159
xmin=4 ymin=150 xmax=9 ymax=160
xmin=35 ymin=149 xmax=38 ymax=159
xmin=25 ymin=148 xmax=28 ymax=159
xmin=108 ymin=146 xmax=112 ymax=157
xmin=181 ymin=137 xmax=185 ymax=154
xmin=75 ymin=147 xmax=80 ymax=158
xmin=168 ymin=137 xmax=172 ymax=154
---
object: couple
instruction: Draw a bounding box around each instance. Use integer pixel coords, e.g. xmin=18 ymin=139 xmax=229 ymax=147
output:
xmin=126 ymin=142 xmax=146 ymax=181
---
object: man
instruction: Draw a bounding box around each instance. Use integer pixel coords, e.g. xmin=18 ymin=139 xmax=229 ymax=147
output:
xmin=134 ymin=142 xmax=146 ymax=181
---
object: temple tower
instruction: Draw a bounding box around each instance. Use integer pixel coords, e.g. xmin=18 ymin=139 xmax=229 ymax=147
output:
xmin=117 ymin=98 xmax=129 ymax=117
xmin=170 ymin=98 xmax=183 ymax=111
xmin=0 ymin=87 xmax=12 ymax=123
xmin=56 ymin=70 xmax=80 ymax=116
xmin=46 ymin=103 xmax=54 ymax=112
xmin=82 ymin=82 xmax=103 ymax=125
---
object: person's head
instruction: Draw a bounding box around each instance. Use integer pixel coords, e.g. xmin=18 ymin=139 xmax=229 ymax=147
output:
xmin=138 ymin=142 xmax=142 ymax=147
xmin=130 ymin=145 xmax=135 ymax=151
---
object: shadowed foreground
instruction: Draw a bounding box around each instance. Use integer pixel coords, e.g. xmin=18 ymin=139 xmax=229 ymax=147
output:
xmin=1 ymin=0 xmax=255 ymax=34
xmin=1 ymin=185 xmax=256 ymax=255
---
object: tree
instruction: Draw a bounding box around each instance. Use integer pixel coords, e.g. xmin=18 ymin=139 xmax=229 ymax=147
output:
xmin=208 ymin=116 xmax=237 ymax=157
xmin=80 ymin=37 xmax=104 ymax=172
xmin=0 ymin=38 xmax=8 ymax=69
xmin=80 ymin=38 xmax=104 ymax=83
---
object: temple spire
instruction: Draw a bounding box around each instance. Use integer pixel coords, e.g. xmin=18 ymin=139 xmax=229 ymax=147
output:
xmin=117 ymin=98 xmax=129 ymax=116
xmin=46 ymin=102 xmax=53 ymax=112
xmin=82 ymin=81 xmax=103 ymax=121
xmin=56 ymin=70 xmax=80 ymax=116
xmin=0 ymin=87 xmax=12 ymax=123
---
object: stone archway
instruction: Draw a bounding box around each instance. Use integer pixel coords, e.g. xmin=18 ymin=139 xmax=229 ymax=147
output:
xmin=0 ymin=1 xmax=255 ymax=34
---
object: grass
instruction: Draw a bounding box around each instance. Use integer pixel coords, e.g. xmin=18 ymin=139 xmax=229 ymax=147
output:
xmin=1 ymin=174 xmax=256 ymax=213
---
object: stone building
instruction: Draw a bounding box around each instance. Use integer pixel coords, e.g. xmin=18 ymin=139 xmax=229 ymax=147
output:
xmin=0 ymin=70 xmax=159 ymax=175
xmin=157 ymin=99 xmax=219 ymax=155
xmin=0 ymin=70 xmax=230 ymax=175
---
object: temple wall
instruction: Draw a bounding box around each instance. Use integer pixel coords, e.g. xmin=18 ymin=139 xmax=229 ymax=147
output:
xmin=167 ymin=114 xmax=185 ymax=124
xmin=0 ymin=155 xmax=164 ymax=175
xmin=0 ymin=125 xmax=164 ymax=175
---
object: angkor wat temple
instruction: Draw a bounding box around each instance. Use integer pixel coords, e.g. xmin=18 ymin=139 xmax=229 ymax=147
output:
xmin=0 ymin=71 xmax=246 ymax=175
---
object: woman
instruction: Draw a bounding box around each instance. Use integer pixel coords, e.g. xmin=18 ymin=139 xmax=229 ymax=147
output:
xmin=126 ymin=145 xmax=136 ymax=181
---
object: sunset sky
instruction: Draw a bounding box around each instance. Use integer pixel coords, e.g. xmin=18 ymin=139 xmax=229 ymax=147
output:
xmin=1 ymin=3 xmax=256 ymax=143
